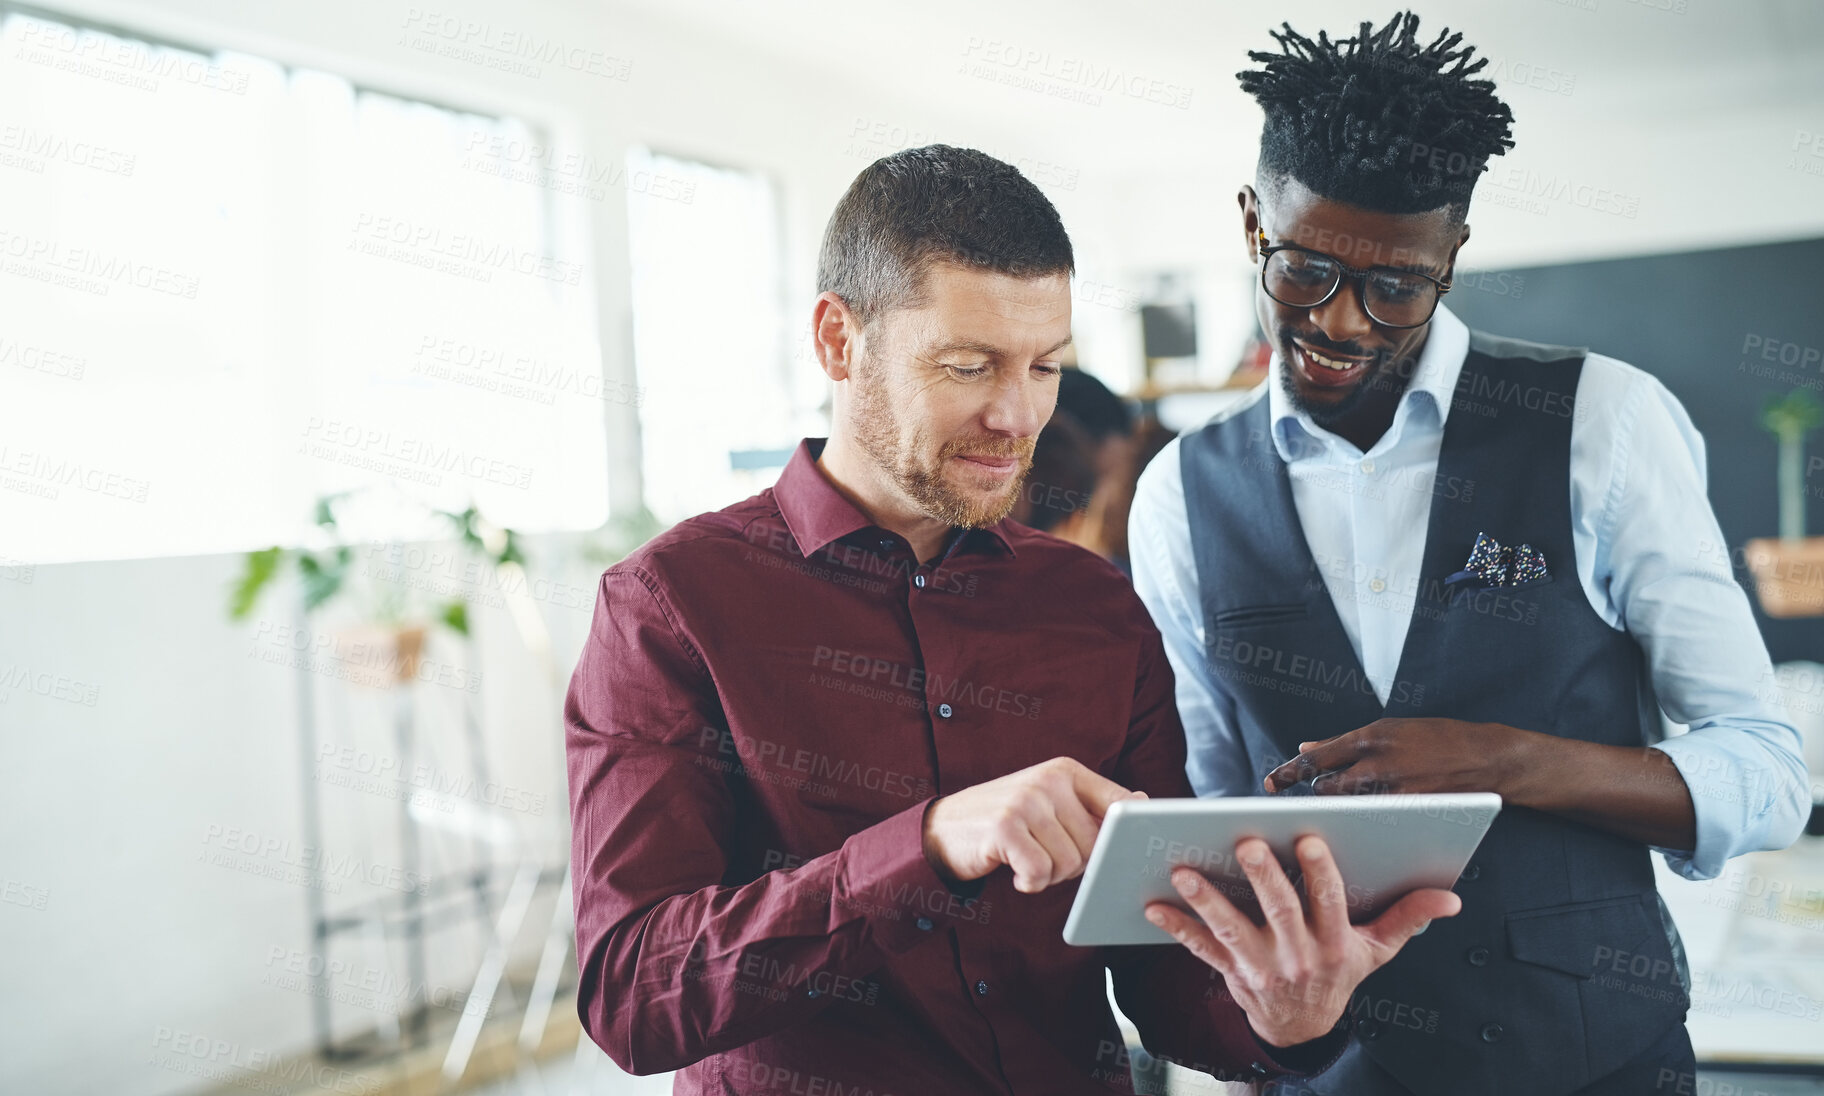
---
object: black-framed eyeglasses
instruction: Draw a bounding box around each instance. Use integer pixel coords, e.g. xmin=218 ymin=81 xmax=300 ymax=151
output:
xmin=1256 ymin=229 xmax=1451 ymax=329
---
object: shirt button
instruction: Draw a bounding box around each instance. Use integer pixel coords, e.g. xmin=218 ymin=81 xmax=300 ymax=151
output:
xmin=975 ymin=980 xmax=989 ymax=996
xmin=937 ymin=703 xmax=953 ymax=718
xmin=1468 ymin=946 xmax=1491 ymax=967
xmin=1356 ymin=1017 xmax=1381 ymax=1040
xmin=1460 ymin=863 xmax=1482 ymax=882
xmin=914 ymin=574 xmax=926 ymax=588
xmin=878 ymin=537 xmax=895 ymax=552
xmin=806 ymin=988 xmax=820 ymax=998
xmin=1369 ymin=578 xmax=1386 ymax=593
xmin=1360 ymin=459 xmax=1376 ymax=474
xmin=1481 ymin=1022 xmax=1504 ymax=1044
xmin=915 ymin=917 xmax=933 ymax=932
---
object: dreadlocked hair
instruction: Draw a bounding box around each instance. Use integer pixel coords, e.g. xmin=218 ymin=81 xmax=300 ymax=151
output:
xmin=1237 ymin=10 xmax=1515 ymax=216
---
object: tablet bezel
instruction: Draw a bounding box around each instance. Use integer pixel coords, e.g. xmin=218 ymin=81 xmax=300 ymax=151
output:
xmin=1061 ymin=793 xmax=1501 ymax=947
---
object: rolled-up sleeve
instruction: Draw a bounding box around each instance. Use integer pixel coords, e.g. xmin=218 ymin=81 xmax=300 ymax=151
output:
xmin=1585 ymin=363 xmax=1812 ymax=878
xmin=564 ymin=566 xmax=967 ymax=1075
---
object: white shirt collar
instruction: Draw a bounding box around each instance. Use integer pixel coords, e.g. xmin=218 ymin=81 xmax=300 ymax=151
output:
xmin=1266 ymin=303 xmax=1470 ymax=462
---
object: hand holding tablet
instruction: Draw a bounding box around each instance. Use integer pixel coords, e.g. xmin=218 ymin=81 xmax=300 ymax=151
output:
xmin=1062 ymin=794 xmax=1499 ymax=944
xmin=1063 ymin=794 xmax=1497 ymax=1047
xmin=922 ymin=761 xmax=1496 ymax=1048
xmin=1147 ymin=833 xmax=1461 ymax=1047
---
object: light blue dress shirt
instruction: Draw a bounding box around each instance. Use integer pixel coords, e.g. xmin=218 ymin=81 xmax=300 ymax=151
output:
xmin=1130 ymin=304 xmax=1811 ymax=880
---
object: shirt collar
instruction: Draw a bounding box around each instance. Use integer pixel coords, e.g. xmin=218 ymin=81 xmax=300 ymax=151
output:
xmin=773 ymin=438 xmax=1017 ymax=559
xmin=1265 ymin=303 xmax=1470 ymax=462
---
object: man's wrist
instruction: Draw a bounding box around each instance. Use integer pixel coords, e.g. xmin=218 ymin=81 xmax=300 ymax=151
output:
xmin=919 ymin=797 xmax=957 ymax=883
xmin=1491 ymin=722 xmax=1551 ymax=807
xmin=1256 ymin=1014 xmax=1351 ymax=1076
xmin=919 ymin=797 xmax=984 ymax=898
xmin=838 ymin=800 xmax=982 ymax=952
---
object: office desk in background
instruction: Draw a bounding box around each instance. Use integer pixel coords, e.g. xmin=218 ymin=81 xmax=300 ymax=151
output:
xmin=1658 ymin=840 xmax=1824 ymax=1066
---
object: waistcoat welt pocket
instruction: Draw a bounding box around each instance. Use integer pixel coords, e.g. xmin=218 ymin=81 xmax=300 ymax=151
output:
xmin=1213 ymin=603 xmax=1310 ymax=628
xmin=1505 ymin=895 xmax=1655 ymax=979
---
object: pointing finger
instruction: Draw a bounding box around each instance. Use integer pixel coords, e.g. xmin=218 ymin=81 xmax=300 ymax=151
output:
xmin=1069 ymin=762 xmax=1140 ymax=819
xmin=1269 ymin=732 xmax=1370 ymax=791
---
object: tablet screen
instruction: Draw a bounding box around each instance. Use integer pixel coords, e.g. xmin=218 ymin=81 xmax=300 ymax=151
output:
xmin=1062 ymin=793 xmax=1501 ymax=946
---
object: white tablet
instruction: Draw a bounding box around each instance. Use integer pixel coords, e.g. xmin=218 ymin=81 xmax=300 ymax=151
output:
xmin=1062 ymin=793 xmax=1501 ymax=946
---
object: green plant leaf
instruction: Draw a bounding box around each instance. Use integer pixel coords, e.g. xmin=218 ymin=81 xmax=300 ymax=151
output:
xmin=496 ymin=529 xmax=525 ymax=568
xmin=439 ymin=505 xmax=486 ymax=553
xmin=582 ymin=507 xmax=668 ymax=565
xmin=228 ymin=546 xmax=284 ymax=620
xmin=313 ymin=492 xmax=348 ymax=529
xmin=440 ymin=599 xmax=470 ymax=635
xmin=1761 ymin=389 xmax=1824 ymax=440
xmin=296 ymin=547 xmax=349 ymax=611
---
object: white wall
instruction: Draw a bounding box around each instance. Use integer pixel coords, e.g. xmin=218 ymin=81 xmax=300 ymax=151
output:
xmin=0 ymin=2 xmax=1037 ymax=1092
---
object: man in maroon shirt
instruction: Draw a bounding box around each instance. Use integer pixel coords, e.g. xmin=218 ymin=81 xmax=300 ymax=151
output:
xmin=564 ymin=145 xmax=1459 ymax=1095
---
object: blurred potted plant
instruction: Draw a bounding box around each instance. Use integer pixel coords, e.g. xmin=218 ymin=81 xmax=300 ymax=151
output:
xmin=1746 ymin=388 xmax=1824 ymax=618
xmin=228 ymin=493 xmax=523 ymax=683
xmin=580 ymin=506 xmax=667 ymax=568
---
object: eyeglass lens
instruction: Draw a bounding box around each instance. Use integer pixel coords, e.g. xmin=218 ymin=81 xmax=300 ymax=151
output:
xmin=1263 ymin=249 xmax=1438 ymax=327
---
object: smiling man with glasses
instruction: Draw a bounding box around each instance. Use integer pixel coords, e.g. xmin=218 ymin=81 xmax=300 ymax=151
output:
xmin=1130 ymin=11 xmax=1811 ymax=1096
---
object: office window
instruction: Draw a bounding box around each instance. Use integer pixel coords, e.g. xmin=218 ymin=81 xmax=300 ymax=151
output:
xmin=625 ymin=148 xmax=801 ymax=523
xmin=0 ymin=12 xmax=608 ymax=564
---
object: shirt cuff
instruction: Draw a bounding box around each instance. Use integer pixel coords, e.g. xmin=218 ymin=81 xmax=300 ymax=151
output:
xmin=834 ymin=797 xmax=991 ymax=953
xmin=1648 ymin=737 xmax=1743 ymax=880
xmin=1195 ymin=981 xmax=1350 ymax=1082
xmin=1244 ymin=1017 xmax=1351 ymax=1079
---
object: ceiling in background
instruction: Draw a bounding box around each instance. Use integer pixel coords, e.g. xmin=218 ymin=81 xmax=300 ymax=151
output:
xmin=600 ymin=0 xmax=1824 ymax=174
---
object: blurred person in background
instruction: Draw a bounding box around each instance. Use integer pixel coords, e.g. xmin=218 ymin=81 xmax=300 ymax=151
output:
xmin=1008 ymin=406 xmax=1100 ymax=546
xmin=1056 ymin=367 xmax=1140 ymax=574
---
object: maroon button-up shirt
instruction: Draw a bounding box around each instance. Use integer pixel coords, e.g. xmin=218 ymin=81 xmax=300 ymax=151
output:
xmin=565 ymin=438 xmax=1334 ymax=1095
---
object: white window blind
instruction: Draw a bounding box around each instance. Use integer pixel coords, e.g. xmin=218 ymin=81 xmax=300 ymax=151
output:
xmin=625 ymin=147 xmax=806 ymax=524
xmin=0 ymin=11 xmax=608 ymax=563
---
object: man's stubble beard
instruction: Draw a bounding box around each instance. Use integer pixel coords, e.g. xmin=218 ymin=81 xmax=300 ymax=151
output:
xmin=1276 ymin=356 xmax=1370 ymax=428
xmin=1273 ymin=332 xmax=1421 ymax=430
xmin=846 ymin=359 xmax=1034 ymax=529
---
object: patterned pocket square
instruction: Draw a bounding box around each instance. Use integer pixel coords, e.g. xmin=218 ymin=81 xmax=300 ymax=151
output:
xmin=1446 ymin=530 xmax=1549 ymax=588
